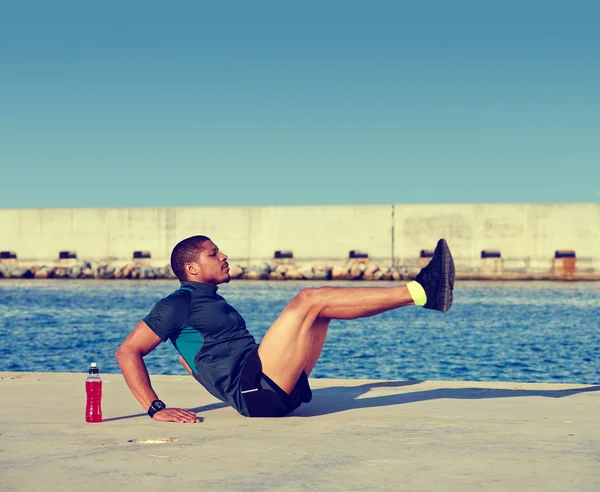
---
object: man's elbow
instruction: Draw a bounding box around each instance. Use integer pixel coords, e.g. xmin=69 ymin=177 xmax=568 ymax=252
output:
xmin=114 ymin=345 xmax=125 ymax=364
xmin=115 ymin=343 xmax=137 ymax=364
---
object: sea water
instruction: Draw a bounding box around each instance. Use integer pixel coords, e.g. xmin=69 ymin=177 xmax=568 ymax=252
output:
xmin=0 ymin=279 xmax=598 ymax=384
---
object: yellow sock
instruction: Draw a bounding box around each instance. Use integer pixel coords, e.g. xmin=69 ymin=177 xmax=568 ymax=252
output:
xmin=406 ymin=280 xmax=427 ymax=306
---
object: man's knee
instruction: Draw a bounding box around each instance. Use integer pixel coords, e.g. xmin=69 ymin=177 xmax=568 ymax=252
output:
xmin=291 ymin=287 xmax=326 ymax=307
xmin=291 ymin=286 xmax=337 ymax=314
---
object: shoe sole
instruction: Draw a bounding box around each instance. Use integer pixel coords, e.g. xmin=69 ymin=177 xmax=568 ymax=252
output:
xmin=435 ymin=239 xmax=455 ymax=313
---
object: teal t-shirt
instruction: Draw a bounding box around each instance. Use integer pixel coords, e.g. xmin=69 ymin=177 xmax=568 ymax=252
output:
xmin=143 ymin=280 xmax=258 ymax=414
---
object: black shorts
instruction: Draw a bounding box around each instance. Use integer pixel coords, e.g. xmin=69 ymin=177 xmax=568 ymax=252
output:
xmin=238 ymin=350 xmax=312 ymax=417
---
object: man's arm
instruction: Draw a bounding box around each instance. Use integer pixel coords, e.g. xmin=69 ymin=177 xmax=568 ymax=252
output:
xmin=115 ymin=320 xmax=200 ymax=423
xmin=179 ymin=355 xmax=202 ymax=384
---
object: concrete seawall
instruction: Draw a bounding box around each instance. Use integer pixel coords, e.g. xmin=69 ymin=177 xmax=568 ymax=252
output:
xmin=1 ymin=203 xmax=599 ymax=275
xmin=1 ymin=372 xmax=599 ymax=491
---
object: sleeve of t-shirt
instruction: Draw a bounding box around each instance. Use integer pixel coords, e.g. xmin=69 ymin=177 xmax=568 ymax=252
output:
xmin=142 ymin=292 xmax=190 ymax=342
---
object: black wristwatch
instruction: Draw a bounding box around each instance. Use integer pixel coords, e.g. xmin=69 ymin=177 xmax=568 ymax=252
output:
xmin=148 ymin=399 xmax=166 ymax=418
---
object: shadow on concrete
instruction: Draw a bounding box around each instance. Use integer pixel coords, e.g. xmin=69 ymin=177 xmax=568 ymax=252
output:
xmin=189 ymin=401 xmax=229 ymax=413
xmin=102 ymin=412 xmax=147 ymax=422
xmin=103 ymin=402 xmax=228 ymax=421
xmin=102 ymin=381 xmax=600 ymax=421
xmin=292 ymin=381 xmax=600 ymax=417
xmin=186 ymin=382 xmax=425 ymax=417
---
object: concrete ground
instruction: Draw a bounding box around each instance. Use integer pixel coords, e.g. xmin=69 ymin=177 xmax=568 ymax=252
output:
xmin=1 ymin=372 xmax=599 ymax=491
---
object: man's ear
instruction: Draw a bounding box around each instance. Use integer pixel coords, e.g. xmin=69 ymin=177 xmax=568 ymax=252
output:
xmin=185 ymin=262 xmax=200 ymax=276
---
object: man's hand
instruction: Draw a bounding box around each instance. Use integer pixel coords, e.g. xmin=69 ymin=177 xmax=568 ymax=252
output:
xmin=152 ymin=407 xmax=201 ymax=423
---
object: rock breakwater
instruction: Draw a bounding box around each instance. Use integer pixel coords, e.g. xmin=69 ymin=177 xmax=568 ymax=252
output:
xmin=2 ymin=260 xmax=598 ymax=281
xmin=0 ymin=259 xmax=411 ymax=281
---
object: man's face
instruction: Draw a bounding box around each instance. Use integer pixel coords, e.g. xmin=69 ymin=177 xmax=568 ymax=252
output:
xmin=188 ymin=241 xmax=230 ymax=285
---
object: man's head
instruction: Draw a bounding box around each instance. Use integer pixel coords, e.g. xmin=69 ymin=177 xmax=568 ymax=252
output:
xmin=170 ymin=235 xmax=230 ymax=285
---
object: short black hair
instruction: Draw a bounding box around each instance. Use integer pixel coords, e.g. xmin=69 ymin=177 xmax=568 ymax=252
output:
xmin=170 ymin=235 xmax=211 ymax=281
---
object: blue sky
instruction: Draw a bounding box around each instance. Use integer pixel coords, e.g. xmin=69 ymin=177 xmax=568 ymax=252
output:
xmin=1 ymin=1 xmax=598 ymax=208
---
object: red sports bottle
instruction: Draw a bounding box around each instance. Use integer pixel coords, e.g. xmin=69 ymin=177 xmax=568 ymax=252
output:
xmin=85 ymin=362 xmax=103 ymax=423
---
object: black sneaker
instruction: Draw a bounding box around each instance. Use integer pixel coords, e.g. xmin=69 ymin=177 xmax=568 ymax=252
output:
xmin=414 ymin=238 xmax=455 ymax=312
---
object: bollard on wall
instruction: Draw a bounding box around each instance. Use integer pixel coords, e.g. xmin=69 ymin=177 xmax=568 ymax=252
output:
xmin=57 ymin=251 xmax=77 ymax=267
xmin=553 ymin=250 xmax=576 ymax=277
xmin=481 ymin=249 xmax=503 ymax=274
xmin=133 ymin=250 xmax=152 ymax=266
xmin=273 ymin=250 xmax=294 ymax=265
xmin=348 ymin=250 xmax=369 ymax=265
xmin=419 ymin=249 xmax=434 ymax=268
xmin=0 ymin=251 xmax=18 ymax=265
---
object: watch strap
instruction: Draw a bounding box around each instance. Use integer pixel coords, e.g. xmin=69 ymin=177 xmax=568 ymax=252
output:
xmin=148 ymin=399 xmax=166 ymax=418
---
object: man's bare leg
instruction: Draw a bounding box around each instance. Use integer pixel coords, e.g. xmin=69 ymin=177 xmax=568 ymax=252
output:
xmin=258 ymin=238 xmax=455 ymax=394
xmin=258 ymin=285 xmax=415 ymax=393
xmin=304 ymin=316 xmax=331 ymax=376
xmin=282 ymin=293 xmax=412 ymax=379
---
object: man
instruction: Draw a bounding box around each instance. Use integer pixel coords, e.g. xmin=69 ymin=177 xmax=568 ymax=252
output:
xmin=115 ymin=235 xmax=455 ymax=422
